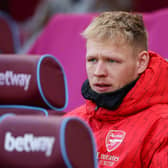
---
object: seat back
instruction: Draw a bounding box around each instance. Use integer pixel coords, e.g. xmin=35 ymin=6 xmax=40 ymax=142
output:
xmin=0 ymin=11 xmax=21 ymax=53
xmin=0 ymin=54 xmax=68 ymax=115
xmin=143 ymin=8 xmax=168 ymax=58
xmin=0 ymin=115 xmax=97 ymax=168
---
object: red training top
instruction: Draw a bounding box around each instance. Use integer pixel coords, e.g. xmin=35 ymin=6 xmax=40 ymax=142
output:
xmin=65 ymin=51 xmax=168 ymax=168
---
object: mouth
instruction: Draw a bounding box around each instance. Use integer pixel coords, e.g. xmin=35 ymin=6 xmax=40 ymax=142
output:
xmin=93 ymin=83 xmax=111 ymax=93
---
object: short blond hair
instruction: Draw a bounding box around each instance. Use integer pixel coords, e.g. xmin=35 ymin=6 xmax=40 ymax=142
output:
xmin=82 ymin=11 xmax=148 ymax=50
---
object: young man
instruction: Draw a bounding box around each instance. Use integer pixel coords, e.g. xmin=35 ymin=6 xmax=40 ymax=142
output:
xmin=65 ymin=11 xmax=168 ymax=167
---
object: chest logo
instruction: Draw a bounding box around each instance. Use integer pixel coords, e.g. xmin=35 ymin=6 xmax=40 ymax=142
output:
xmin=105 ymin=130 xmax=126 ymax=152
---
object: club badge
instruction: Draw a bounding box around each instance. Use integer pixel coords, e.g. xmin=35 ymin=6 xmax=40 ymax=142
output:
xmin=105 ymin=130 xmax=126 ymax=152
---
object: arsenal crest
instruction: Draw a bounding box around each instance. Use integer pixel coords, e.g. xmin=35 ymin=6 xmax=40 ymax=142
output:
xmin=105 ymin=130 xmax=126 ymax=152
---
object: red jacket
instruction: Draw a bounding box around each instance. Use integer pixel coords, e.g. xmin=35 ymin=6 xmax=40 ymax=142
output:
xmin=65 ymin=51 xmax=168 ymax=168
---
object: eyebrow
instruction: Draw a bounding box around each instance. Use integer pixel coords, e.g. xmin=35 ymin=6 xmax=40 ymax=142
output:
xmin=86 ymin=54 xmax=123 ymax=61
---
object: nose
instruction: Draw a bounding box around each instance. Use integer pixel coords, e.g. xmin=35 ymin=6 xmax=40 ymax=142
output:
xmin=94 ymin=61 xmax=107 ymax=77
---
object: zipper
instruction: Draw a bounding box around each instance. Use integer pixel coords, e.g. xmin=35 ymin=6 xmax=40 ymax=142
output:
xmin=94 ymin=106 xmax=99 ymax=112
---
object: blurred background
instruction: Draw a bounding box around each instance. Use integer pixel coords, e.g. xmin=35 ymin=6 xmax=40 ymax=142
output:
xmin=0 ymin=0 xmax=168 ymax=54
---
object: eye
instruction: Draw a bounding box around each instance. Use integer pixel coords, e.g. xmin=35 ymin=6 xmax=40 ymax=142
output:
xmin=87 ymin=57 xmax=97 ymax=63
xmin=107 ymin=58 xmax=116 ymax=63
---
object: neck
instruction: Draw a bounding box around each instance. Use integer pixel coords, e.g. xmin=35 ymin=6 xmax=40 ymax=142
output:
xmin=81 ymin=79 xmax=138 ymax=110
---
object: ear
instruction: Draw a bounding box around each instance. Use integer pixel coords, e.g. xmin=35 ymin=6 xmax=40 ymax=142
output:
xmin=137 ymin=50 xmax=150 ymax=74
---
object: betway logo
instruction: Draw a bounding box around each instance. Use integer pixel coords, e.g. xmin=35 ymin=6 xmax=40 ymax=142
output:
xmin=0 ymin=71 xmax=31 ymax=91
xmin=4 ymin=132 xmax=55 ymax=157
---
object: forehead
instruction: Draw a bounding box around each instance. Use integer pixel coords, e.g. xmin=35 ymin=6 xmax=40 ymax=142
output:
xmin=86 ymin=39 xmax=134 ymax=58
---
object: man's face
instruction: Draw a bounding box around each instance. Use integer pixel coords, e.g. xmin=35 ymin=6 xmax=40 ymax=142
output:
xmin=86 ymin=39 xmax=140 ymax=93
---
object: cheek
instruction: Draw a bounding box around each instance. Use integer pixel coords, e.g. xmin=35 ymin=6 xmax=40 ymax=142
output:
xmin=118 ymin=65 xmax=137 ymax=82
xmin=110 ymin=64 xmax=137 ymax=81
xmin=108 ymin=65 xmax=124 ymax=77
xmin=86 ymin=64 xmax=93 ymax=77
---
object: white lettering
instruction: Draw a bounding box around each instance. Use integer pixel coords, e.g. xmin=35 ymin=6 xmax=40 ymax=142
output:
xmin=0 ymin=71 xmax=31 ymax=91
xmin=4 ymin=132 xmax=55 ymax=157
xmin=100 ymin=154 xmax=119 ymax=162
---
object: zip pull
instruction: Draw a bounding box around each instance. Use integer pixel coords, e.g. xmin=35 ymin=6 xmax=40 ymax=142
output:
xmin=95 ymin=106 xmax=99 ymax=112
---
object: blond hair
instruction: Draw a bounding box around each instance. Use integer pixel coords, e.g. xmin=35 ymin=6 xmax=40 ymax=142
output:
xmin=82 ymin=11 xmax=148 ymax=50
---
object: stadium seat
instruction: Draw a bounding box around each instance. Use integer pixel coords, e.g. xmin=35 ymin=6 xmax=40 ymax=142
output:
xmin=0 ymin=54 xmax=97 ymax=167
xmin=0 ymin=115 xmax=97 ymax=168
xmin=0 ymin=54 xmax=68 ymax=115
